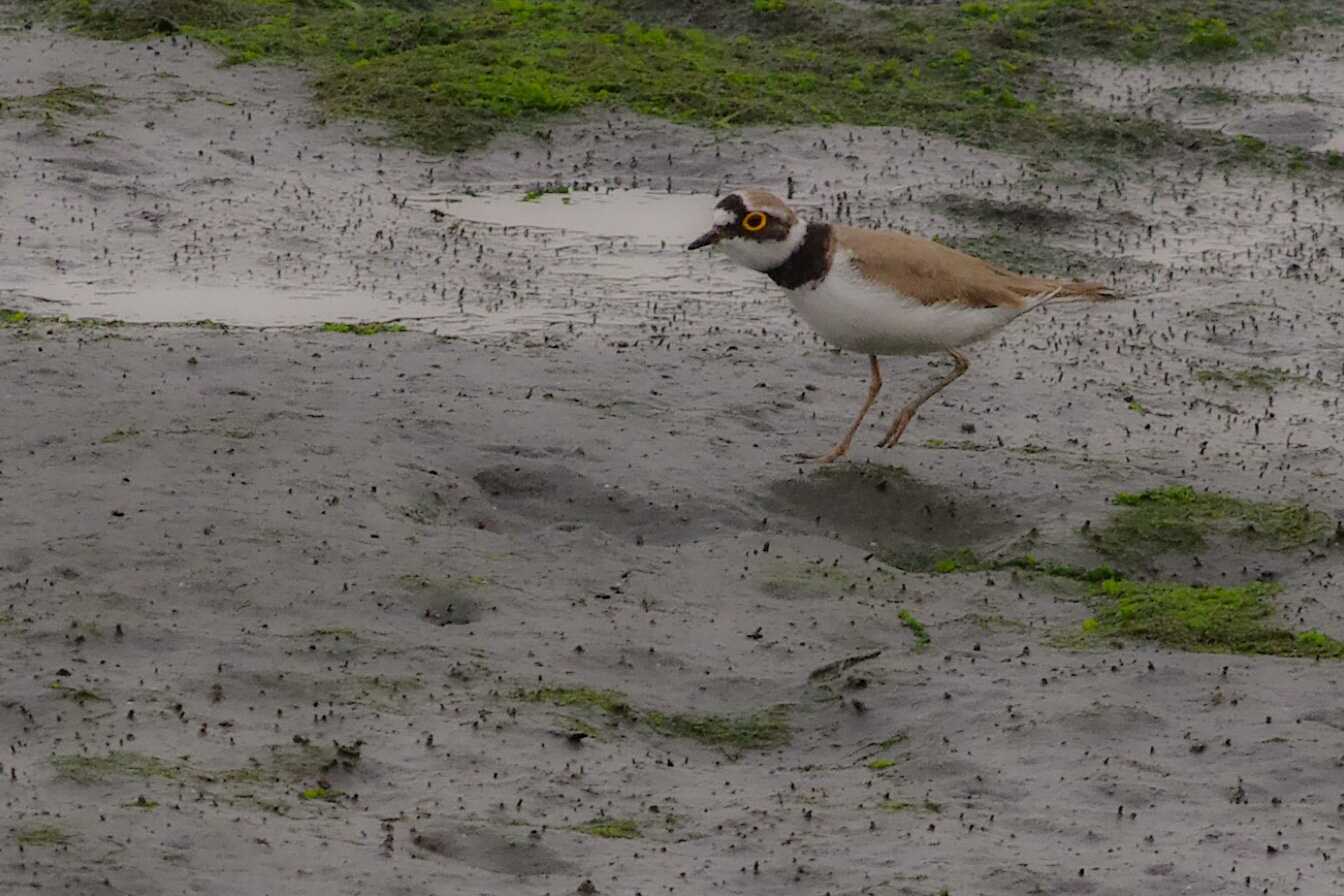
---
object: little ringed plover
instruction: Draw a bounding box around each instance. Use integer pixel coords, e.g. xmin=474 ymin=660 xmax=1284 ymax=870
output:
xmin=688 ymin=189 xmax=1118 ymax=463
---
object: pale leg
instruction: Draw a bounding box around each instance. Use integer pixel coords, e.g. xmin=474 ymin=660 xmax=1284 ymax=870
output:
xmin=876 ymin=350 xmax=969 ymax=449
xmin=813 ymin=354 xmax=882 ymax=464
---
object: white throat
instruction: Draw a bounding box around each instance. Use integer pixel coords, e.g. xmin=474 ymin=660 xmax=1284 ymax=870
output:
xmin=720 ymin=217 xmax=808 ymax=272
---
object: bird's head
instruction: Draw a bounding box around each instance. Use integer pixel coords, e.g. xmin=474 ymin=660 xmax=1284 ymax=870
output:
xmin=687 ymin=189 xmax=805 ymax=272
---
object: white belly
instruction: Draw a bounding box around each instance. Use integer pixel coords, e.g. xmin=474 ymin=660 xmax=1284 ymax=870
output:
xmin=785 ymin=259 xmax=1021 ymax=356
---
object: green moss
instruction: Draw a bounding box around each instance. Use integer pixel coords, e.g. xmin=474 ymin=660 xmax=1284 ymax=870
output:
xmin=31 ymin=0 xmax=1341 ymax=172
xmin=880 ymin=800 xmax=942 ymax=814
xmin=897 ymin=609 xmax=930 ymax=651
xmin=521 ymin=686 xmax=790 ymax=750
xmin=299 ymin=786 xmax=344 ymax=801
xmin=644 ymin=707 xmax=790 ymax=750
xmin=762 ymin=561 xmax=892 ymax=596
xmin=519 ymin=686 xmax=632 ymax=716
xmin=0 ymin=83 xmax=112 ymax=121
xmin=52 ymin=751 xmax=180 ymax=784
xmin=867 ymin=758 xmax=897 ymax=770
xmin=1168 ymin=85 xmax=1242 ymax=106
xmin=320 ymin=321 xmax=407 ymax=335
xmin=575 ymin=817 xmax=640 ymax=838
xmin=1183 ymin=17 xmax=1238 ymax=55
xmin=522 ymin=184 xmax=570 ymax=202
xmin=49 ymin=681 xmax=108 ymax=704
xmin=1196 ymin=366 xmax=1308 ymax=391
xmin=15 ymin=824 xmax=71 ymax=847
xmin=1082 ymin=578 xmax=1344 ymax=657
xmin=1099 ymin=485 xmax=1332 ymax=559
xmin=100 ymin=427 xmax=141 ymax=444
xmin=1 ymin=308 xmax=126 ymax=330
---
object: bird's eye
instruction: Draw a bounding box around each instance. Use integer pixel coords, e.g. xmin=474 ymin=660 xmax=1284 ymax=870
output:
xmin=742 ymin=211 xmax=768 ymax=233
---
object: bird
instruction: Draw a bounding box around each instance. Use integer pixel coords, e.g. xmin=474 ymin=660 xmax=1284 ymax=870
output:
xmin=687 ymin=188 xmax=1119 ymax=463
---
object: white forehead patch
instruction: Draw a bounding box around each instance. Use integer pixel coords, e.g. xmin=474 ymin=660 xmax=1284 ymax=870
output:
xmin=713 ymin=207 xmax=736 ymax=227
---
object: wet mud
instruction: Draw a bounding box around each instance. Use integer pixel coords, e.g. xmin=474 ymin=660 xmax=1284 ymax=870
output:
xmin=4 ymin=19 xmax=1344 ymax=896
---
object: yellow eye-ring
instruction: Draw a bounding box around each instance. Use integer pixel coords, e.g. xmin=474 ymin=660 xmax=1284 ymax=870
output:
xmin=742 ymin=211 xmax=768 ymax=233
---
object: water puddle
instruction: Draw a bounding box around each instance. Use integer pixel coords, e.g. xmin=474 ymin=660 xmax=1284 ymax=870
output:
xmin=2 ymin=189 xmax=770 ymax=336
xmin=422 ymin=188 xmax=714 ymax=242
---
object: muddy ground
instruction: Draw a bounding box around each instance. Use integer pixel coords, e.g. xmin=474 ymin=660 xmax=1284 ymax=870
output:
xmin=4 ymin=15 xmax=1344 ymax=896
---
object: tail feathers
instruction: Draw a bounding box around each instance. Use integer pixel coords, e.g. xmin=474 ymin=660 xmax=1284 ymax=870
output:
xmin=1024 ymin=280 xmax=1120 ymax=307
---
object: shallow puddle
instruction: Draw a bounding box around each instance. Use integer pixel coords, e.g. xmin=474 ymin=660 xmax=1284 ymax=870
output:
xmin=2 ymin=189 xmax=764 ymax=334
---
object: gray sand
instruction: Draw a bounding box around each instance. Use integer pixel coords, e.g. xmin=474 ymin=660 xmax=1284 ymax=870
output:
xmin=4 ymin=19 xmax=1344 ymax=896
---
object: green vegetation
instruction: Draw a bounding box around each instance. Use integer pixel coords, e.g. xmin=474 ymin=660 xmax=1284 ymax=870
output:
xmin=15 ymin=824 xmax=71 ymax=847
xmin=31 ymin=0 xmax=1342 ymax=171
xmin=1082 ymin=578 xmax=1344 ymax=657
xmin=897 ymin=609 xmax=931 ymax=651
xmin=49 ymin=681 xmax=108 ymax=704
xmin=643 ymin=707 xmax=790 ymax=749
xmin=522 ymin=184 xmax=570 ymax=202
xmin=0 ymin=84 xmax=112 ymax=121
xmin=867 ymin=758 xmax=897 ymax=770
xmin=1196 ymin=366 xmax=1308 ymax=391
xmin=763 ymin=561 xmax=895 ymax=596
xmin=520 ymin=685 xmax=790 ymax=751
xmin=905 ymin=549 xmax=1120 ymax=583
xmin=880 ymin=799 xmax=942 ymax=814
xmin=320 ymin=321 xmax=407 ymax=335
xmin=299 ymin=785 xmax=345 ymax=801
xmin=1 ymin=308 xmax=126 ymax=330
xmin=100 ymin=427 xmax=141 ymax=444
xmin=1098 ymin=485 xmax=1332 ymax=559
xmin=521 ymin=686 xmax=631 ymax=716
xmin=576 ymin=817 xmax=640 ymax=838
xmin=1169 ymin=84 xmax=1242 ymax=105
xmin=52 ymin=751 xmax=180 ymax=784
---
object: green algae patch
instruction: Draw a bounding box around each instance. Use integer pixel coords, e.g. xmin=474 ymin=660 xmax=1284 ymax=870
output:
xmin=1098 ymin=485 xmax=1332 ymax=559
xmin=520 ymin=686 xmax=790 ymax=751
xmin=519 ymin=686 xmax=632 ymax=716
xmin=762 ymin=561 xmax=895 ymax=597
xmin=1082 ymin=578 xmax=1344 ymax=658
xmin=880 ymin=800 xmax=942 ymax=814
xmin=1196 ymin=367 xmax=1309 ymax=391
xmin=15 ymin=824 xmax=71 ymax=847
xmin=36 ymin=0 xmax=1341 ymax=173
xmin=576 ymin=817 xmax=640 ymax=839
xmin=643 ymin=707 xmax=790 ymax=750
xmin=898 ymin=609 xmax=930 ymax=652
xmin=52 ymin=751 xmax=181 ymax=784
xmin=909 ymin=550 xmax=1120 ymax=584
xmin=320 ymin=321 xmax=407 ymax=336
xmin=868 ymin=758 xmax=897 ymax=770
xmin=0 ymin=84 xmax=113 ymax=120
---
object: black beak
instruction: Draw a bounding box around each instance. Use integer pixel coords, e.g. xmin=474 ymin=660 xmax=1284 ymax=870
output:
xmin=687 ymin=228 xmax=720 ymax=251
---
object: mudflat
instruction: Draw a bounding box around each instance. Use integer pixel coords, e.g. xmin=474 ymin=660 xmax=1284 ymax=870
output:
xmin=5 ymin=16 xmax=1344 ymax=896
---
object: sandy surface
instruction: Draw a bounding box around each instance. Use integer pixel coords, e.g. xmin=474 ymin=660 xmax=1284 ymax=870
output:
xmin=5 ymin=16 xmax=1344 ymax=896
xmin=1064 ymin=30 xmax=1344 ymax=154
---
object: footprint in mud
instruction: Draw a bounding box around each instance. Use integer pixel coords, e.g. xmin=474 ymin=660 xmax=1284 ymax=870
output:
xmin=472 ymin=463 xmax=744 ymax=545
xmin=765 ymin=464 xmax=1023 ymax=567
xmin=412 ymin=824 xmax=573 ymax=876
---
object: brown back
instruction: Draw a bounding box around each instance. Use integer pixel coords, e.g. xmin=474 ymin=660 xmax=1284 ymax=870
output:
xmin=835 ymin=225 xmax=1112 ymax=309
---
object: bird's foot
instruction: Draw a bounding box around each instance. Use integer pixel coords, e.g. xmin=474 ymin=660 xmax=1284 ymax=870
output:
xmin=793 ymin=443 xmax=850 ymax=464
xmin=876 ymin=412 xmax=913 ymax=449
